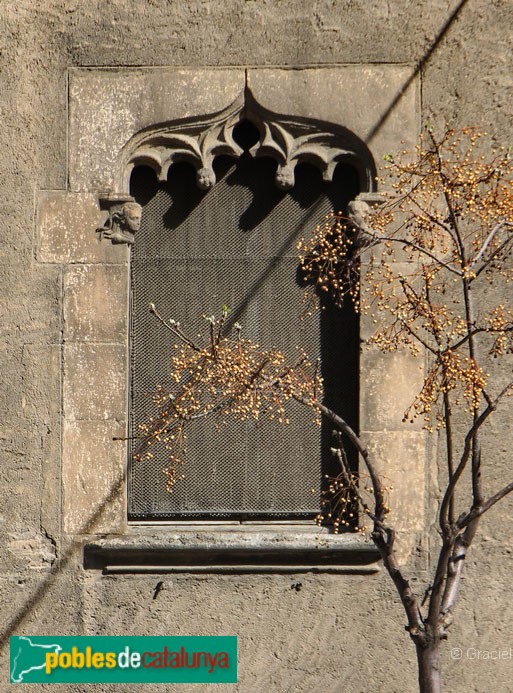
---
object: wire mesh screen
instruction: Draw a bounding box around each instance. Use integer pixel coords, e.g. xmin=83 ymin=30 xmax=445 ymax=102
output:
xmin=128 ymin=141 xmax=359 ymax=521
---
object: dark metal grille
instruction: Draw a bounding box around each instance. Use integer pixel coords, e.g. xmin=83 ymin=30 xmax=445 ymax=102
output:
xmin=128 ymin=148 xmax=359 ymax=520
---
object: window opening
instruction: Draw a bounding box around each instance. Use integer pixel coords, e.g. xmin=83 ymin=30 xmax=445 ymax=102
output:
xmin=128 ymin=120 xmax=359 ymax=522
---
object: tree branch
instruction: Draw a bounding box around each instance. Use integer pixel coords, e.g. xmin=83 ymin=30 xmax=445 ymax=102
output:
xmin=439 ymin=400 xmax=494 ymax=531
xmin=364 ymin=232 xmax=463 ymax=277
xmin=443 ymin=388 xmax=455 ymax=526
xmin=312 ymin=401 xmax=426 ymax=641
xmin=440 ymin=520 xmax=479 ymax=617
xmin=473 ymin=233 xmax=513 ymax=279
xmin=457 ymin=478 xmax=513 ymax=530
xmin=439 ymin=382 xmax=512 ymax=531
xmin=450 ymin=325 xmax=513 ymax=353
xmin=470 ymin=220 xmax=512 ymax=268
xmin=314 ymin=402 xmax=388 ymax=524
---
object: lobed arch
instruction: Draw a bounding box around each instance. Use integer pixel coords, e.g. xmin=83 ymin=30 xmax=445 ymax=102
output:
xmin=115 ymin=89 xmax=377 ymax=200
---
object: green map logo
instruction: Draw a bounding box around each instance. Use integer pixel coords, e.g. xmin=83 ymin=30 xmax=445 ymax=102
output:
xmin=11 ymin=637 xmax=63 ymax=683
xmin=10 ymin=636 xmax=237 ymax=684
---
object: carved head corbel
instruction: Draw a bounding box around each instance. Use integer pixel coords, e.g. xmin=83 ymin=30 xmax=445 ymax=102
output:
xmin=97 ymin=196 xmax=142 ymax=246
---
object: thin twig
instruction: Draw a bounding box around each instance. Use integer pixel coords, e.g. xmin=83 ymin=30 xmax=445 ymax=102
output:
xmin=470 ymin=220 xmax=511 ymax=268
xmin=149 ymin=304 xmax=201 ymax=351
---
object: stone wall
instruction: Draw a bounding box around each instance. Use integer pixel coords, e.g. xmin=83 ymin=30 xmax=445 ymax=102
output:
xmin=1 ymin=2 xmax=512 ymax=691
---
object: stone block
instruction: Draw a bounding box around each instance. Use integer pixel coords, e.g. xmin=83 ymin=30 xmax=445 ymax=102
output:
xmin=360 ymin=430 xmax=427 ymax=537
xmin=21 ymin=344 xmax=61 ymax=424
xmin=21 ymin=344 xmax=62 ymax=539
xmin=69 ymin=68 xmax=245 ymax=192
xmin=0 ymin=264 xmax=60 ymax=345
xmin=6 ymin=532 xmax=56 ymax=572
xmin=360 ymin=347 xmax=425 ymax=432
xmin=63 ymin=420 xmax=126 ymax=535
xmin=63 ymin=264 xmax=128 ymax=342
xmin=63 ymin=344 xmax=126 ymax=421
xmin=0 ymin=451 xmax=45 ymax=541
xmin=0 ymin=346 xmax=28 ymax=430
xmin=37 ymin=190 xmax=129 ymax=264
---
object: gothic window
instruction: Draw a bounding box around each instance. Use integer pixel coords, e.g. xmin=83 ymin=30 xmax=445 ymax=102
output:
xmin=126 ymin=112 xmax=369 ymax=522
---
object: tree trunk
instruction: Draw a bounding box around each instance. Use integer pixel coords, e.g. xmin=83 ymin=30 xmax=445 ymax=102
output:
xmin=416 ymin=641 xmax=442 ymax=693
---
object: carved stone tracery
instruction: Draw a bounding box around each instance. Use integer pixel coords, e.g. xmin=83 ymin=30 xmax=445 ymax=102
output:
xmin=250 ymin=120 xmax=359 ymax=190
xmin=99 ymin=90 xmax=376 ymax=244
xmin=124 ymin=112 xmax=244 ymax=192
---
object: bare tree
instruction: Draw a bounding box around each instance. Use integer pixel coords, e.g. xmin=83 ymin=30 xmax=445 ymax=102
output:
xmin=135 ymin=129 xmax=513 ymax=693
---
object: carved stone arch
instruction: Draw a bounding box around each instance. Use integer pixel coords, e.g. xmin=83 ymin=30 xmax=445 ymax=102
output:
xmin=121 ymin=89 xmax=375 ymax=192
xmin=243 ymin=93 xmax=376 ymax=194
xmin=98 ymin=90 xmax=378 ymax=244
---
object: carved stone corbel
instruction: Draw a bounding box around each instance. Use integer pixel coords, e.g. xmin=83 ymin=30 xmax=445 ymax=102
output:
xmin=347 ymin=192 xmax=388 ymax=251
xmin=97 ymin=195 xmax=142 ymax=246
xmin=347 ymin=193 xmax=387 ymax=232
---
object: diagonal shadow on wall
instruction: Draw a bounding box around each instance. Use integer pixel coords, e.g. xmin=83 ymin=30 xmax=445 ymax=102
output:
xmin=365 ymin=0 xmax=469 ymax=145
xmin=0 ymin=467 xmax=127 ymax=655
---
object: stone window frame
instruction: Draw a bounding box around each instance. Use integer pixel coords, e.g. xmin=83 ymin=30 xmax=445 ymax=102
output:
xmin=37 ymin=66 xmax=426 ymax=570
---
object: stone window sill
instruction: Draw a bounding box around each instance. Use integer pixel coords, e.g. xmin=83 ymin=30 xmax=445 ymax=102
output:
xmin=83 ymin=524 xmax=381 ymax=574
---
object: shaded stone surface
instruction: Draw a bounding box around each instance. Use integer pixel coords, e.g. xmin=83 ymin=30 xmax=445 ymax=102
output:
xmin=63 ymin=420 xmax=126 ymax=535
